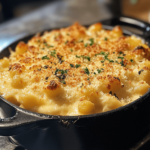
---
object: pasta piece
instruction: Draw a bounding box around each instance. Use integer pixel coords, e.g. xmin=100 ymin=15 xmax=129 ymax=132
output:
xmin=0 ymin=57 xmax=9 ymax=68
xmin=5 ymin=94 xmax=20 ymax=106
xmin=11 ymin=75 xmax=27 ymax=89
xmin=16 ymin=42 xmax=28 ymax=54
xmin=18 ymin=94 xmax=45 ymax=110
xmin=88 ymin=23 xmax=102 ymax=32
xmin=78 ymin=100 xmax=95 ymax=114
xmin=101 ymin=95 xmax=123 ymax=112
xmin=134 ymin=81 xmax=149 ymax=95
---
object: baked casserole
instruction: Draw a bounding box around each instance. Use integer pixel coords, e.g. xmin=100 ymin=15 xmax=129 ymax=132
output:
xmin=0 ymin=23 xmax=150 ymax=116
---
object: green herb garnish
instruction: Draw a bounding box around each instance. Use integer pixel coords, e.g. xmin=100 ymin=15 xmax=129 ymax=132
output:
xmin=83 ymin=67 xmax=90 ymax=75
xmin=118 ymin=51 xmax=123 ymax=55
xmin=50 ymin=50 xmax=56 ymax=57
xmin=55 ymin=69 xmax=68 ymax=75
xmin=109 ymin=60 xmax=114 ymax=62
xmin=104 ymin=52 xmax=109 ymax=60
xmin=76 ymin=55 xmax=81 ymax=58
xmin=76 ymin=55 xmax=91 ymax=61
xmin=82 ymin=56 xmax=90 ymax=61
xmin=104 ymin=37 xmax=108 ymax=41
xmin=89 ymin=38 xmax=94 ymax=46
xmin=97 ymin=68 xmax=104 ymax=74
xmin=100 ymin=51 xmax=106 ymax=55
xmin=49 ymin=45 xmax=54 ymax=48
xmin=79 ymin=40 xmax=83 ymax=43
xmin=95 ymin=51 xmax=105 ymax=56
xmin=70 ymin=64 xmax=74 ymax=68
xmin=65 ymin=41 xmax=68 ymax=44
xmin=75 ymin=64 xmax=81 ymax=68
xmin=97 ymin=69 xmax=101 ymax=73
xmin=118 ymin=57 xmax=124 ymax=59
xmin=62 ymin=81 xmax=66 ymax=84
xmin=44 ymin=43 xmax=48 ymax=46
xmin=130 ymin=59 xmax=134 ymax=62
xmin=70 ymin=49 xmax=73 ymax=52
xmin=44 ymin=65 xmax=48 ymax=69
xmin=120 ymin=60 xmax=124 ymax=66
xmin=42 ymin=55 xmax=50 ymax=60
xmin=84 ymin=43 xmax=88 ymax=47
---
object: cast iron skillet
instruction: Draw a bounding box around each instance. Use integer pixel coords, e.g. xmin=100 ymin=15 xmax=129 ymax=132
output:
xmin=0 ymin=16 xmax=150 ymax=150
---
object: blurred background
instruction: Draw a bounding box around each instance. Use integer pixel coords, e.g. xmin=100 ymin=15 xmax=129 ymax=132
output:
xmin=0 ymin=0 xmax=150 ymax=65
xmin=0 ymin=0 xmax=150 ymax=23
xmin=0 ymin=0 xmax=150 ymax=53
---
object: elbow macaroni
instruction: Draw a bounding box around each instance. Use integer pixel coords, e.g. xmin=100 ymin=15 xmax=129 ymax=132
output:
xmin=0 ymin=22 xmax=150 ymax=116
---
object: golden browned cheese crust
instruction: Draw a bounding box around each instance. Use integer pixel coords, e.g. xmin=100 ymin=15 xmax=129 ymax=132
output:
xmin=0 ymin=22 xmax=150 ymax=116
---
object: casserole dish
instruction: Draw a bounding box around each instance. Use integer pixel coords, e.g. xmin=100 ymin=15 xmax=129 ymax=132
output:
xmin=1 ymin=16 xmax=150 ymax=150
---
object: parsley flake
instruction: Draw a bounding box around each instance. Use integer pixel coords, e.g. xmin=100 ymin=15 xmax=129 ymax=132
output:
xmin=104 ymin=37 xmax=108 ymax=41
xmin=75 ymin=64 xmax=81 ymax=68
xmin=79 ymin=40 xmax=83 ymax=43
xmin=84 ymin=43 xmax=88 ymax=47
xmin=83 ymin=67 xmax=90 ymax=75
xmin=97 ymin=68 xmax=104 ymax=74
xmin=95 ymin=51 xmax=105 ymax=56
xmin=100 ymin=51 xmax=105 ymax=55
xmin=62 ymin=81 xmax=66 ymax=84
xmin=118 ymin=51 xmax=123 ymax=55
xmin=42 ymin=55 xmax=50 ymax=60
xmin=44 ymin=43 xmax=48 ymax=46
xmin=49 ymin=45 xmax=54 ymax=48
xmin=76 ymin=55 xmax=81 ymax=58
xmin=65 ymin=41 xmax=68 ymax=44
xmin=55 ymin=69 xmax=68 ymax=75
xmin=76 ymin=55 xmax=91 ymax=61
xmin=50 ymin=50 xmax=56 ymax=57
xmin=89 ymin=38 xmax=94 ymax=46
xmin=130 ymin=59 xmax=134 ymax=62
xmin=109 ymin=60 xmax=114 ymax=62
xmin=118 ymin=57 xmax=124 ymax=59
xmin=44 ymin=65 xmax=48 ymax=69
xmin=70 ymin=64 xmax=74 ymax=68
xmin=97 ymin=69 xmax=101 ymax=73
xmin=82 ymin=56 xmax=90 ymax=61
xmin=120 ymin=60 xmax=125 ymax=66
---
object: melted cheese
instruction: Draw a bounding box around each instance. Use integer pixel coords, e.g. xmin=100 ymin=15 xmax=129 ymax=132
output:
xmin=0 ymin=22 xmax=150 ymax=116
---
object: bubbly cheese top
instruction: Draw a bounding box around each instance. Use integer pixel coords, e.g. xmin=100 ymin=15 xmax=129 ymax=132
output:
xmin=0 ymin=23 xmax=150 ymax=116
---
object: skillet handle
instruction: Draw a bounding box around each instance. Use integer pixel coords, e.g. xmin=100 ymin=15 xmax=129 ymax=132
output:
xmin=0 ymin=96 xmax=52 ymax=136
xmin=101 ymin=16 xmax=150 ymax=38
